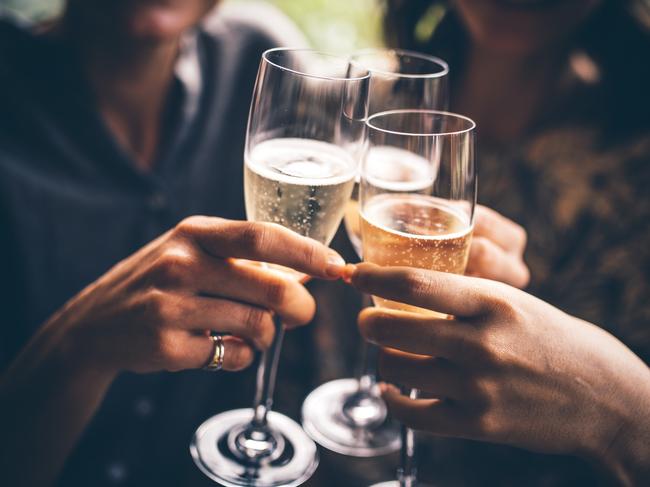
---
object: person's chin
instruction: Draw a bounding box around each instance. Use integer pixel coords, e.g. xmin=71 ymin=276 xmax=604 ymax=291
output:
xmin=490 ymin=0 xmax=565 ymax=9
xmin=124 ymin=7 xmax=199 ymax=41
xmin=463 ymin=22 xmax=543 ymax=55
xmin=480 ymin=35 xmax=552 ymax=55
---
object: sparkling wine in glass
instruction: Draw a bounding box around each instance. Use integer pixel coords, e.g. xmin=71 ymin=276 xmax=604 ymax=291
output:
xmin=361 ymin=109 xmax=476 ymax=487
xmin=302 ymin=49 xmax=448 ymax=458
xmin=190 ymin=48 xmax=369 ymax=487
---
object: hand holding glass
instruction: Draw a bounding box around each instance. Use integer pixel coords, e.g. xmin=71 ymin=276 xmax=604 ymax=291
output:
xmin=302 ymin=49 xmax=449 ymax=458
xmin=361 ymin=109 xmax=476 ymax=487
xmin=191 ymin=48 xmax=368 ymax=487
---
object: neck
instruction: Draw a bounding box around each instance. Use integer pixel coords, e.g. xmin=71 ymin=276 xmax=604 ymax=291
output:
xmin=453 ymin=44 xmax=566 ymax=146
xmin=64 ymin=18 xmax=180 ymax=171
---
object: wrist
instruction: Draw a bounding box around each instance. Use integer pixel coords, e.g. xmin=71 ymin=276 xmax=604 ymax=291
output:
xmin=595 ymin=412 xmax=650 ymax=486
xmin=582 ymin=364 xmax=650 ymax=486
xmin=1 ymin=312 xmax=117 ymax=423
xmin=39 ymin=312 xmax=118 ymax=384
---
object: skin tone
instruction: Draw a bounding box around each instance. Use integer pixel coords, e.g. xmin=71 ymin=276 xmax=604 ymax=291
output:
xmin=354 ymin=7 xmax=650 ymax=486
xmin=466 ymin=205 xmax=529 ymax=288
xmin=0 ymin=207 xmax=527 ymax=487
xmin=359 ymin=5 xmax=650 ymax=483
xmin=0 ymin=1 xmax=532 ymax=485
xmin=0 ymin=217 xmax=348 ymax=487
xmin=0 ymin=2 xmax=344 ymax=485
xmin=61 ymin=0 xmax=218 ymax=170
xmin=453 ymin=0 xmax=602 ymax=144
xmin=348 ymin=263 xmax=650 ymax=486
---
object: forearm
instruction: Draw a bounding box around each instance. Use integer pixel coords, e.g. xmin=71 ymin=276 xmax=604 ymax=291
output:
xmin=0 ymin=321 xmax=115 ymax=487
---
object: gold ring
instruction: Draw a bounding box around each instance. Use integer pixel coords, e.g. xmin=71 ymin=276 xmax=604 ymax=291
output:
xmin=204 ymin=334 xmax=225 ymax=371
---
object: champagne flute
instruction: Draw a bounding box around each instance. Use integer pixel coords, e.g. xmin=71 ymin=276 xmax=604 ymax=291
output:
xmin=190 ymin=48 xmax=369 ymax=487
xmin=361 ymin=109 xmax=476 ymax=487
xmin=302 ymin=49 xmax=448 ymax=458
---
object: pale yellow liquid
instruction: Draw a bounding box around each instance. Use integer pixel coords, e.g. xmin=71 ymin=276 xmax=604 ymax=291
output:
xmin=343 ymin=184 xmax=362 ymax=256
xmin=361 ymin=194 xmax=472 ymax=315
xmin=245 ymin=138 xmax=356 ymax=246
xmin=245 ymin=138 xmax=356 ymax=280
xmin=345 ymin=146 xmax=434 ymax=258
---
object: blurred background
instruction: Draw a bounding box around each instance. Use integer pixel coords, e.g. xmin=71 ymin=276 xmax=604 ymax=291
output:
xmin=0 ymin=0 xmax=388 ymax=51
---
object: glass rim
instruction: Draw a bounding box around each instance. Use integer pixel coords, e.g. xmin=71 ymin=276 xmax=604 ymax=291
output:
xmin=366 ymin=109 xmax=476 ymax=137
xmin=349 ymin=48 xmax=449 ymax=79
xmin=261 ymin=47 xmax=369 ymax=82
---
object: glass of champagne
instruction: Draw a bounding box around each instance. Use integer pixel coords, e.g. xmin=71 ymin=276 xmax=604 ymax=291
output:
xmin=302 ymin=49 xmax=448 ymax=458
xmin=190 ymin=48 xmax=369 ymax=487
xmin=361 ymin=109 xmax=476 ymax=487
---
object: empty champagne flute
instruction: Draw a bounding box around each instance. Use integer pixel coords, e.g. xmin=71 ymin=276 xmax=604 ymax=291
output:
xmin=190 ymin=48 xmax=369 ymax=487
xmin=360 ymin=109 xmax=477 ymax=487
xmin=302 ymin=49 xmax=448 ymax=458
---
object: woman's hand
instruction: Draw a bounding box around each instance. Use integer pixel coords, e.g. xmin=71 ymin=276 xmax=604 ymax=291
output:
xmin=48 ymin=216 xmax=346 ymax=375
xmin=349 ymin=263 xmax=650 ymax=486
xmin=1 ymin=216 xmax=346 ymax=487
xmin=466 ymin=205 xmax=529 ymax=288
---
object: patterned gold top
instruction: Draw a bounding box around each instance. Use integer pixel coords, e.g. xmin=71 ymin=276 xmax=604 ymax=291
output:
xmin=310 ymin=42 xmax=650 ymax=484
xmin=480 ymin=126 xmax=650 ymax=363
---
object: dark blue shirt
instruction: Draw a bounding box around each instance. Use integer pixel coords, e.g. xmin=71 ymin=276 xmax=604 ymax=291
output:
xmin=0 ymin=16 xmax=280 ymax=487
xmin=0 ymin=15 xmax=394 ymax=487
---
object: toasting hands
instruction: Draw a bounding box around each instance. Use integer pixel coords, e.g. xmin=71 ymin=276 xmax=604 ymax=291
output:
xmin=43 ymin=216 xmax=345 ymax=375
xmin=349 ymin=264 xmax=650 ymax=486
xmin=0 ymin=216 xmax=346 ymax=487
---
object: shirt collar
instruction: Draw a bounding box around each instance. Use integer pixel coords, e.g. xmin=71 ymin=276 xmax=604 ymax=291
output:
xmin=173 ymin=28 xmax=203 ymax=128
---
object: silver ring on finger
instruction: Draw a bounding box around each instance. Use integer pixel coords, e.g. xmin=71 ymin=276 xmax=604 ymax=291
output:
xmin=204 ymin=333 xmax=225 ymax=371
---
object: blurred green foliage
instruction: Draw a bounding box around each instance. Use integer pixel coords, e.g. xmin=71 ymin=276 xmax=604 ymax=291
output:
xmin=241 ymin=0 xmax=385 ymax=50
xmin=0 ymin=0 xmax=385 ymax=50
xmin=0 ymin=0 xmax=63 ymax=20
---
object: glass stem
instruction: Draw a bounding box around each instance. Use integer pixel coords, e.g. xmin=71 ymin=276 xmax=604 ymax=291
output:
xmin=356 ymin=341 xmax=378 ymax=393
xmin=252 ymin=314 xmax=285 ymax=427
xmin=398 ymin=388 xmax=419 ymax=487
xmin=356 ymin=293 xmax=377 ymax=394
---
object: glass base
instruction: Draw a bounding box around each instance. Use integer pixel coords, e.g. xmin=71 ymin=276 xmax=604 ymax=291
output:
xmin=369 ymin=483 xmax=435 ymax=487
xmin=302 ymin=378 xmax=401 ymax=457
xmin=190 ymin=408 xmax=319 ymax=487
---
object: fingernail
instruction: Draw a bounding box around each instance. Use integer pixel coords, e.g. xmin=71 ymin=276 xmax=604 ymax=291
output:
xmin=379 ymin=383 xmax=400 ymax=396
xmin=326 ymin=251 xmax=346 ymax=277
xmin=341 ymin=264 xmax=357 ymax=284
